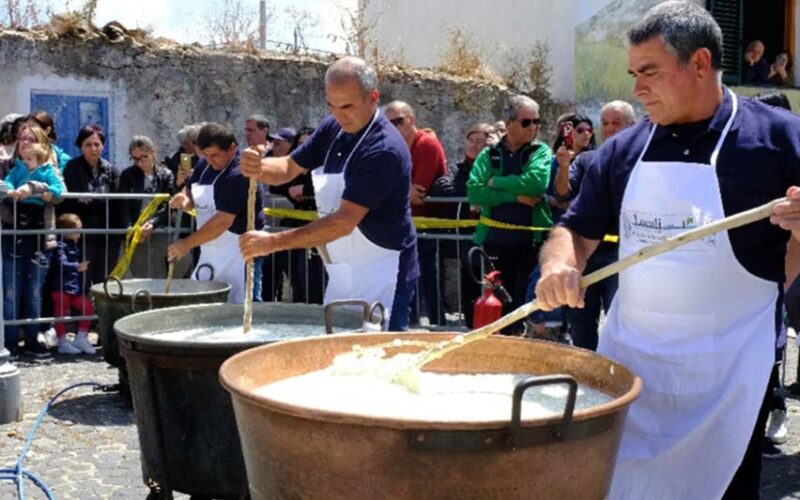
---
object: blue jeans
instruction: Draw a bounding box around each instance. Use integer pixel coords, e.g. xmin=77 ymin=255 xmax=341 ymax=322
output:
xmin=3 ymin=237 xmax=48 ymax=351
xmin=388 ymin=277 xmax=417 ymax=332
xmin=252 ymin=256 xmax=264 ymax=302
xmin=565 ymin=250 xmax=618 ymax=350
xmin=410 ymin=238 xmax=444 ymax=325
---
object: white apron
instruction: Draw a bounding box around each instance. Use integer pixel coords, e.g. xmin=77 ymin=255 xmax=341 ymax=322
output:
xmin=600 ymin=90 xmax=777 ymax=499
xmin=191 ymin=163 xmax=246 ymax=304
xmin=312 ymin=110 xmax=400 ymax=324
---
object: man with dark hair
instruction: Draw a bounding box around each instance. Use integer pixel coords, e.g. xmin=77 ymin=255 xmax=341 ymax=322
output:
xmin=536 ymin=1 xmax=800 ymax=498
xmin=239 ymin=56 xmax=419 ymax=331
xmin=244 ymin=114 xmax=271 ymax=153
xmin=168 ymin=122 xmax=265 ymax=303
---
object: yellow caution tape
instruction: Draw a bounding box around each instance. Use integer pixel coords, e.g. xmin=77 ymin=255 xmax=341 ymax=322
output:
xmin=477 ymin=215 xmax=551 ymax=232
xmin=201 ymin=206 xmax=619 ymax=242
xmin=109 ymin=194 xmax=169 ymax=279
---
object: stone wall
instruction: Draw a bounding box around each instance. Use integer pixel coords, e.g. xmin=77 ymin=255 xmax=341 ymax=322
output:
xmin=0 ymin=29 xmax=565 ymax=166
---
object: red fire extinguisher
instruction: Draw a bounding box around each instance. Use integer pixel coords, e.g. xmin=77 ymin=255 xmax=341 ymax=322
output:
xmin=469 ymin=248 xmax=511 ymax=329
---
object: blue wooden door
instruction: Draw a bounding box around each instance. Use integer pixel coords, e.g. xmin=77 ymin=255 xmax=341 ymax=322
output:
xmin=29 ymin=93 xmax=110 ymax=161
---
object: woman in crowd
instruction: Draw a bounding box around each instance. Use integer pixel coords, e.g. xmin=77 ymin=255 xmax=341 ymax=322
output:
xmin=118 ymin=135 xmax=178 ymax=278
xmin=768 ymin=52 xmax=793 ymax=87
xmin=60 ymin=125 xmax=120 ymax=287
xmin=525 ymin=113 xmax=597 ymax=342
xmin=25 ymin=110 xmax=71 ymax=173
xmin=429 ymin=122 xmax=493 ymax=327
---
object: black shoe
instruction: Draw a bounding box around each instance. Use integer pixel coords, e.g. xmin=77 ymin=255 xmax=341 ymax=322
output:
xmin=762 ymin=441 xmax=783 ymax=459
xmin=22 ymin=343 xmax=51 ymax=359
xmin=3 ymin=347 xmax=18 ymax=361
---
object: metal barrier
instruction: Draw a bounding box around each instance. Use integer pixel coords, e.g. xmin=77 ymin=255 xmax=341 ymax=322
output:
xmin=1 ymin=192 xmax=493 ymax=332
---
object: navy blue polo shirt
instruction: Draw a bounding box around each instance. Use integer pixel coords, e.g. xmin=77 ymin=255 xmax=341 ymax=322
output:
xmin=291 ymin=113 xmax=419 ymax=283
xmin=187 ymin=151 xmax=265 ymax=235
xmin=561 ymin=88 xmax=800 ymax=284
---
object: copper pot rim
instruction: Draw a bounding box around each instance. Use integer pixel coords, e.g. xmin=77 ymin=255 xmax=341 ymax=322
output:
xmin=220 ymin=332 xmax=643 ymax=430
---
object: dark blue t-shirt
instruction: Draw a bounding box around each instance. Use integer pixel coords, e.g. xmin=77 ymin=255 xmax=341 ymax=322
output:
xmin=187 ymin=151 xmax=265 ymax=235
xmin=561 ymin=88 xmax=800 ymax=284
xmin=291 ymin=113 xmax=419 ymax=283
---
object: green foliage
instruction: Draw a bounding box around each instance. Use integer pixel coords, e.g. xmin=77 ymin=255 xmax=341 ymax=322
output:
xmin=575 ymin=35 xmax=632 ymax=103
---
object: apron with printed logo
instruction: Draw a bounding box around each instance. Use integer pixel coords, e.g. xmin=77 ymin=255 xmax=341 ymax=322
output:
xmin=312 ymin=111 xmax=400 ymax=323
xmin=600 ymin=90 xmax=777 ymax=499
xmin=191 ymin=164 xmax=246 ymax=304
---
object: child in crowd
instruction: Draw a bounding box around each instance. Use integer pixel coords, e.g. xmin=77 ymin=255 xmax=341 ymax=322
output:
xmin=49 ymin=213 xmax=95 ymax=355
xmin=3 ymin=142 xmax=63 ymax=357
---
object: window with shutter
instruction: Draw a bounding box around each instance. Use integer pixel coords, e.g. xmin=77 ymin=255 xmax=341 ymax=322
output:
xmin=707 ymin=0 xmax=744 ymax=85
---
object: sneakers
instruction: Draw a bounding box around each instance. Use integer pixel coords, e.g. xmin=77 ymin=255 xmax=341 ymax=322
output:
xmin=38 ymin=328 xmax=59 ymax=348
xmin=762 ymin=441 xmax=783 ymax=459
xmin=766 ymin=409 xmax=789 ymax=445
xmin=72 ymin=332 xmax=96 ymax=355
xmin=57 ymin=338 xmax=82 ymax=355
xmin=21 ymin=342 xmax=51 ymax=359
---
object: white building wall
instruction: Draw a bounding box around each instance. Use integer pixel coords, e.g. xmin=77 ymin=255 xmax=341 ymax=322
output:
xmin=363 ymin=0 xmax=577 ymax=101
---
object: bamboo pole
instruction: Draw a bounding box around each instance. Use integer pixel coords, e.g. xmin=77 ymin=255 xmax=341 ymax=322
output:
xmin=397 ymin=196 xmax=787 ymax=378
xmin=164 ymin=210 xmax=183 ymax=294
xmin=243 ymin=178 xmax=257 ymax=334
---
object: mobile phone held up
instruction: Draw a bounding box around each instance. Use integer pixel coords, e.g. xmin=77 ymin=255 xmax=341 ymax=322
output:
xmin=559 ymin=122 xmax=574 ymax=150
xmin=180 ymin=153 xmax=192 ymax=172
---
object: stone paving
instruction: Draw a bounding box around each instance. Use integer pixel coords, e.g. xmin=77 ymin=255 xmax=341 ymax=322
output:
xmin=0 ymin=333 xmax=798 ymax=499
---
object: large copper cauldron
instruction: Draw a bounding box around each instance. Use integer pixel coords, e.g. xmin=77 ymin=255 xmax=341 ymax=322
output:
xmin=220 ymin=334 xmax=642 ymax=500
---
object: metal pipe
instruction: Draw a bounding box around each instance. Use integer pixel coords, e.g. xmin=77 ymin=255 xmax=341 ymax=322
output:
xmin=259 ymin=0 xmax=267 ymax=49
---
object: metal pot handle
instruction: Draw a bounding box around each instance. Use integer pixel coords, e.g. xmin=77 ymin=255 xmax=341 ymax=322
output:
xmin=509 ymin=375 xmax=577 ymax=449
xmin=194 ymin=263 xmax=215 ymax=281
xmin=367 ymin=301 xmax=386 ymax=331
xmin=103 ymin=276 xmax=123 ymax=300
xmin=323 ymin=300 xmax=369 ymax=334
xmin=131 ymin=288 xmax=153 ymax=313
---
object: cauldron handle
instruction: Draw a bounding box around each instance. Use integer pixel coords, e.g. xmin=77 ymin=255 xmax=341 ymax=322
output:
xmin=509 ymin=375 xmax=577 ymax=449
xmin=194 ymin=263 xmax=215 ymax=281
xmin=131 ymin=288 xmax=153 ymax=313
xmin=367 ymin=301 xmax=386 ymax=330
xmin=323 ymin=300 xmax=370 ymax=334
xmin=103 ymin=276 xmax=123 ymax=300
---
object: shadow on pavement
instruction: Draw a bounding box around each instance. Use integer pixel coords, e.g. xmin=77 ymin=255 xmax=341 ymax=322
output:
xmin=47 ymin=392 xmax=134 ymax=426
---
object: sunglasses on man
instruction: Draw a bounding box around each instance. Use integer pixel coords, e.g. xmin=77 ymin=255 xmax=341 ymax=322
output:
xmin=519 ymin=118 xmax=542 ymax=128
xmin=389 ymin=116 xmax=406 ymax=126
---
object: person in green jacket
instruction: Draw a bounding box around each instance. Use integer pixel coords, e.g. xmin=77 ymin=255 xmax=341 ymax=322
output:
xmin=467 ymin=94 xmax=552 ymax=331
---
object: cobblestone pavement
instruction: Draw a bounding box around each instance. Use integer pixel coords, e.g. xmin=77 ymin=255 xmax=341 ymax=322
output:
xmin=0 ymin=334 xmax=799 ymax=499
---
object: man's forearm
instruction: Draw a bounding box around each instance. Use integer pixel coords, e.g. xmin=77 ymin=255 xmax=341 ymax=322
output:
xmin=183 ymin=213 xmax=233 ymax=250
xmin=267 ymin=211 xmax=358 ymax=253
xmin=554 ymin=166 xmax=571 ymax=199
xmin=787 ymin=237 xmax=800 ymax=289
xmin=539 ymin=226 xmax=597 ymax=274
xmin=259 ymin=156 xmax=301 ymax=186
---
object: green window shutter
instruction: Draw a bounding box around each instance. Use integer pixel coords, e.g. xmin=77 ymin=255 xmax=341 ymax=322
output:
xmin=707 ymin=0 xmax=743 ymax=85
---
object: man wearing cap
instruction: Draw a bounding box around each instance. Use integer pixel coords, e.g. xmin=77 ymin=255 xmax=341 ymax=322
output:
xmin=239 ymin=56 xmax=419 ymax=331
xmin=536 ymin=2 xmax=800 ymax=498
xmin=267 ymin=127 xmax=295 ymax=158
